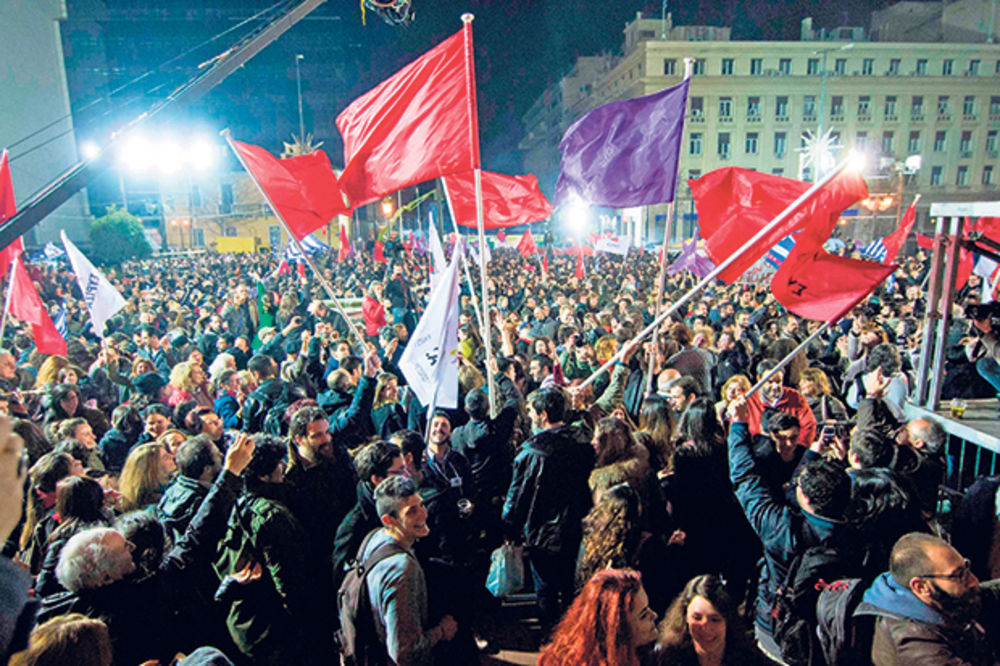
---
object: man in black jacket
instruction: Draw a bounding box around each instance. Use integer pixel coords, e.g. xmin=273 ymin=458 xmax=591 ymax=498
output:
xmin=502 ymin=388 xmax=594 ymax=632
xmin=156 ymin=435 xmax=221 ymax=543
xmin=240 ymin=354 xmax=286 ymax=433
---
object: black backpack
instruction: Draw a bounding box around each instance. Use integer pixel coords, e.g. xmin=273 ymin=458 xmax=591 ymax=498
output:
xmin=773 ymin=544 xmax=862 ymax=666
xmin=337 ymin=530 xmax=407 ymax=666
xmin=815 ymin=578 xmax=875 ymax=666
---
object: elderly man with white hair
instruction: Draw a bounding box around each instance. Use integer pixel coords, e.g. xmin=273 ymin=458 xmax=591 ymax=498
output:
xmin=38 ymin=435 xmax=254 ymax=665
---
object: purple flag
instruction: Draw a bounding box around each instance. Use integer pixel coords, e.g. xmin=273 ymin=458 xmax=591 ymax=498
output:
xmin=555 ymin=78 xmax=689 ymax=207
xmin=667 ymin=237 xmax=716 ymax=279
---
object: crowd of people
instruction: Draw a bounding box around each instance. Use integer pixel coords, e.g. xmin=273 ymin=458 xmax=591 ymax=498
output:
xmin=2 ymin=233 xmax=1000 ymax=665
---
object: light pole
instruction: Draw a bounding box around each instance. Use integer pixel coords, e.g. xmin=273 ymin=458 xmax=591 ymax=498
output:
xmin=809 ymin=43 xmax=853 ymax=180
xmin=295 ymin=54 xmax=305 ymax=140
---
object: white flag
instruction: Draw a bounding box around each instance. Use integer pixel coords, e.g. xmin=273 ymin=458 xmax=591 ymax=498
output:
xmin=398 ymin=242 xmax=463 ymax=410
xmin=468 ymin=234 xmax=491 ymax=267
xmin=428 ymin=221 xmax=447 ymax=275
xmin=594 ymin=235 xmax=631 ymax=256
xmin=61 ymin=231 xmax=127 ymax=337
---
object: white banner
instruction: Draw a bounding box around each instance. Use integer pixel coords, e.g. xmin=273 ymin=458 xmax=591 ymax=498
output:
xmin=61 ymin=231 xmax=127 ymax=337
xmin=594 ymin=235 xmax=631 ymax=255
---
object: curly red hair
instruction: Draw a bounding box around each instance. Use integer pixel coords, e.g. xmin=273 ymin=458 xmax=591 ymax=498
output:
xmin=538 ymin=568 xmax=643 ymax=666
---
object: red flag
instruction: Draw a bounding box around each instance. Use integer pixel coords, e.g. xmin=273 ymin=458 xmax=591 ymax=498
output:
xmin=278 ymin=260 xmax=291 ymax=276
xmin=0 ymin=151 xmax=24 ymax=277
xmin=374 ymin=240 xmax=387 ymax=263
xmin=542 ymin=255 xmax=549 ymax=274
xmin=881 ymin=198 xmax=919 ymax=263
xmin=915 ymin=233 xmax=934 ymax=250
xmin=575 ymin=246 xmax=585 ymax=280
xmin=9 ymin=258 xmax=66 ymax=355
xmin=692 ymin=167 xmax=868 ymax=284
xmin=336 ymin=25 xmax=479 ymax=208
xmin=296 ymin=262 xmax=306 ymax=279
xmin=402 ymin=234 xmax=413 ymax=257
xmin=497 ymin=230 xmax=506 ymax=243
xmin=338 ymin=224 xmax=351 ymax=262
xmin=443 ymin=170 xmax=552 ymax=229
xmin=230 ymin=140 xmax=349 ymax=240
xmin=517 ymin=229 xmax=538 ymax=258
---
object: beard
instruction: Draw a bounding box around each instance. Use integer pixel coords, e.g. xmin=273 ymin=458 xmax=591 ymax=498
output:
xmin=928 ymin=582 xmax=982 ymax=624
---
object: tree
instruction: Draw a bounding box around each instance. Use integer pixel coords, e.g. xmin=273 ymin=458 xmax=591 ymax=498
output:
xmin=88 ymin=206 xmax=152 ymax=265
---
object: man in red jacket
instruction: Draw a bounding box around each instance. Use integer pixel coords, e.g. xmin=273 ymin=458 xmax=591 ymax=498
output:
xmin=745 ymin=358 xmax=817 ymax=447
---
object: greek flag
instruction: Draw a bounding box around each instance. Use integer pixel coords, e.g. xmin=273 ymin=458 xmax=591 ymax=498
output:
xmin=53 ymin=302 xmax=68 ymax=337
xmin=764 ymin=235 xmax=796 ymax=269
xmin=860 ymin=237 xmax=888 ymax=263
xmin=283 ymin=234 xmax=329 ymax=260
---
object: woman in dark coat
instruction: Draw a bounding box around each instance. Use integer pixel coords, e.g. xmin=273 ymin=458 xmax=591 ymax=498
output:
xmin=370 ymin=372 xmax=407 ymax=438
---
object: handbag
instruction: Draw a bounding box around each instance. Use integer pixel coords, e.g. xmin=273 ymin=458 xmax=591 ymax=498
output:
xmin=485 ymin=543 xmax=524 ymax=597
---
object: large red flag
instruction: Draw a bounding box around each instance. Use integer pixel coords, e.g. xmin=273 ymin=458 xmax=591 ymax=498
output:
xmin=231 ymin=140 xmax=349 ymax=240
xmin=575 ymin=245 xmax=585 ymax=280
xmin=0 ymin=151 xmax=24 ymax=277
xmin=517 ymin=229 xmax=538 ymax=258
xmin=337 ymin=24 xmax=479 ymax=208
xmin=443 ymin=170 xmax=552 ymax=229
xmin=374 ymin=240 xmax=387 ymax=264
xmin=338 ymin=224 xmax=351 ymax=262
xmin=9 ymin=258 xmax=66 ymax=355
xmin=691 ymin=167 xmax=868 ymax=284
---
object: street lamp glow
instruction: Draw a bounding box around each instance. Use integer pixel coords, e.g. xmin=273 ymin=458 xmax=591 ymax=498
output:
xmin=119 ymin=134 xmax=152 ymax=172
xmin=189 ymin=139 xmax=216 ymax=172
xmin=846 ymin=150 xmax=867 ymax=173
xmin=158 ymin=140 xmax=183 ymax=175
xmin=565 ymin=198 xmax=589 ymax=236
xmin=80 ymin=141 xmax=100 ymax=161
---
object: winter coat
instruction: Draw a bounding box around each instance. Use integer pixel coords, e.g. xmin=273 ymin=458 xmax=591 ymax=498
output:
xmin=371 ymin=403 xmax=407 ymax=439
xmin=745 ymin=386 xmax=818 ymax=447
xmin=240 ymin=377 xmax=286 ymax=433
xmin=317 ymin=375 xmax=375 ymax=448
xmin=451 ymin=387 xmax=519 ymax=506
xmin=156 ymin=475 xmax=210 ymax=544
xmin=331 ymin=481 xmax=380 ymax=590
xmin=97 ymin=427 xmax=139 ymax=472
xmin=214 ymin=393 xmax=241 ymax=430
xmin=502 ymin=422 xmax=595 ymax=554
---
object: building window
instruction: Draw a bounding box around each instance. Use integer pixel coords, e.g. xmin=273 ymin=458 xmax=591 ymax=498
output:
xmin=937 ymin=95 xmax=950 ymax=115
xmin=774 ymin=132 xmax=787 ymax=157
xmin=943 ymin=59 xmax=953 ymax=75
xmin=858 ymin=95 xmax=871 ymax=118
xmin=191 ymin=228 xmax=205 ymax=247
xmin=220 ymin=183 xmax=233 ymax=214
xmin=189 ymin=184 xmax=201 ymax=208
xmin=803 ymin=95 xmax=816 ymax=118
xmin=882 ymin=131 xmax=894 ymax=154
xmin=802 ymin=167 xmax=813 ymax=181
xmin=688 ymin=169 xmax=702 ymax=181
xmin=831 ymin=131 xmax=841 ymax=145
xmin=960 ymin=130 xmax=973 ymax=154
xmin=862 ymin=58 xmax=874 ymax=75
xmin=911 ymin=96 xmax=924 ymax=117
xmin=969 ymin=59 xmax=980 ymax=75
xmin=988 ymin=130 xmax=998 ymax=154
xmin=834 ymin=58 xmax=846 ymax=75
xmin=778 ymin=58 xmax=791 ymax=75
xmin=772 ymin=168 xmax=785 ymax=176
xmin=831 ymin=95 xmax=844 ymax=116
xmin=888 ymin=58 xmax=901 ymax=75
xmin=908 ymin=131 xmax=920 ymax=153
xmin=718 ymin=133 xmax=731 ymax=158
xmin=663 ymin=59 xmax=676 ymax=76
xmin=224 ymin=226 xmax=238 ymax=236
xmin=690 ymin=96 xmax=704 ymax=116
xmin=721 ymin=58 xmax=733 ymax=75
xmin=855 ymin=132 xmax=868 ymax=149
xmin=934 ymin=130 xmax=946 ymax=152
xmin=957 ymin=165 xmax=969 ymax=186
xmin=747 ymin=96 xmax=760 ymax=117
xmin=719 ymin=97 xmax=732 ymax=117
xmin=692 ymin=59 xmax=705 ymax=75
xmin=807 ymin=58 xmax=820 ymax=75
xmin=963 ymin=96 xmax=976 ymax=116
xmin=689 ymin=133 xmax=703 ymax=155
xmin=750 ymin=58 xmax=763 ymax=75
xmin=884 ymin=96 xmax=897 ymax=117
xmin=984 ymin=165 xmax=995 ymax=185
xmin=775 ymin=96 xmax=788 ymax=118
xmin=992 ymin=96 xmax=1000 ymax=115
xmin=745 ymin=132 xmax=759 ymax=154
xmin=930 ymin=166 xmax=943 ymax=185
xmin=916 ymin=59 xmax=927 ymax=76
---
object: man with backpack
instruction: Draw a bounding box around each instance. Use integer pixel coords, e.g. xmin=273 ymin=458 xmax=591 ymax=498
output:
xmin=339 ymin=476 xmax=458 ymax=665
xmin=240 ymin=353 xmax=288 ymax=433
xmin=728 ymin=396 xmax=857 ymax=663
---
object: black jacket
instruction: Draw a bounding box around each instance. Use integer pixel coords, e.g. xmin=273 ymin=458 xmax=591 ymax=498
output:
xmin=331 ymin=481 xmax=380 ymax=589
xmin=502 ymin=422 xmax=594 ymax=554
xmin=156 ymin=475 xmax=210 ymax=544
xmin=451 ymin=385 xmax=519 ymax=505
xmin=240 ymin=377 xmax=286 ymax=433
xmin=97 ymin=427 xmax=139 ymax=473
xmin=318 ymin=375 xmax=375 ymax=448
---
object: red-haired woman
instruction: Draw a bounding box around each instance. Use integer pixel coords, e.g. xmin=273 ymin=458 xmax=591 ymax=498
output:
xmin=538 ymin=568 xmax=659 ymax=666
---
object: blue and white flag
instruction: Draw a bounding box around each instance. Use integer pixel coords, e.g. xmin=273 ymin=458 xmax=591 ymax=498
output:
xmin=859 ymin=237 xmax=888 ymax=263
xmin=764 ymin=235 xmax=797 ymax=269
xmin=53 ymin=302 xmax=68 ymax=338
xmin=61 ymin=232 xmax=127 ymax=337
xmin=283 ymin=234 xmax=329 ymax=261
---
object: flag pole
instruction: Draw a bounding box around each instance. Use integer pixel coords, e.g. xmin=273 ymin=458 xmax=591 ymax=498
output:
xmin=439 ymin=177 xmax=485 ymax=334
xmin=646 ymin=57 xmax=694 ymax=396
xmin=744 ymin=322 xmax=831 ymax=400
xmin=0 ymin=259 xmax=18 ymax=344
xmin=577 ymin=154 xmax=858 ymax=391
xmin=221 ymin=130 xmax=368 ymax=351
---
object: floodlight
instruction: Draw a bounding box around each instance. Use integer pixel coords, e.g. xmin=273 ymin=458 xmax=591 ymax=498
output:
xmin=565 ymin=198 xmax=589 ymax=236
xmin=189 ymin=139 xmax=216 ymax=172
xmin=119 ymin=134 xmax=152 ymax=173
xmin=846 ymin=150 xmax=867 ymax=173
xmin=80 ymin=141 xmax=100 ymax=161
xmin=158 ymin=140 xmax=183 ymax=175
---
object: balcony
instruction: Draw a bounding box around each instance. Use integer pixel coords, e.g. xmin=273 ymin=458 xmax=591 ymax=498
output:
xmin=718 ymin=152 xmax=731 ymax=160
xmin=961 ymin=150 xmax=973 ymax=158
xmin=747 ymin=115 xmax=762 ymax=124
xmin=719 ymin=116 xmax=733 ymax=124
xmin=937 ymin=113 xmax=952 ymax=122
xmin=830 ymin=114 xmax=845 ymax=124
xmin=988 ymin=150 xmax=999 ymax=158
xmin=688 ymin=114 xmax=705 ymax=124
xmin=803 ymin=114 xmax=817 ymax=123
xmin=884 ymin=114 xmax=899 ymax=123
xmin=858 ymin=114 xmax=872 ymax=123
xmin=963 ymin=114 xmax=978 ymax=122
xmin=775 ymin=114 xmax=789 ymax=123
xmin=911 ymin=113 xmax=925 ymax=122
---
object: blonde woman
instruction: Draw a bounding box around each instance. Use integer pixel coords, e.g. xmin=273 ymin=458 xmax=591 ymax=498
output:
xmin=118 ymin=443 xmax=176 ymax=512
xmin=371 ymin=372 xmax=406 ymax=438
xmin=716 ymin=374 xmax=751 ymax=426
xmin=165 ymin=360 xmax=211 ymax=407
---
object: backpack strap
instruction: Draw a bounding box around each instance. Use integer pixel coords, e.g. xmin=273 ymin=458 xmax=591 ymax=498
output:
xmin=354 ymin=529 xmax=408 ymax=580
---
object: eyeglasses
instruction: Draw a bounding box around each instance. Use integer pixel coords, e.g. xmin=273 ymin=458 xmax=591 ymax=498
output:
xmin=920 ymin=559 xmax=974 ymax=583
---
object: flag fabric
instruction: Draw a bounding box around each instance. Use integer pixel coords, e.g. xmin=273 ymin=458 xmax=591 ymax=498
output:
xmin=915 ymin=233 xmax=934 ymax=251
xmin=443 ymin=170 xmax=552 ymax=229
xmin=0 ymin=151 xmax=24 ymax=277
xmin=575 ymin=245 xmax=585 ymax=280
xmin=594 ymin=235 xmax=631 ymax=256
xmin=880 ymin=199 xmax=918 ymax=263
xmin=336 ymin=25 xmax=479 ymax=208
xmin=859 ymin=237 xmax=888 ymax=263
xmin=555 ymin=78 xmax=690 ymax=207
xmin=497 ymin=230 xmax=506 ymax=243
xmin=53 ymin=301 xmax=68 ymax=338
xmin=764 ymin=235 xmax=798 ymax=269
xmin=397 ymin=243 xmax=463 ymax=409
xmin=374 ymin=240 xmax=387 ymax=263
xmin=667 ymin=237 xmax=716 ymax=279
xmin=8 ymin=258 xmax=66 ymax=355
xmin=692 ymin=166 xmax=868 ymax=284
xmin=428 ymin=223 xmax=447 ymax=274
xmin=338 ymin=224 xmax=351 ymax=262
xmin=230 ymin=140 xmax=349 ymax=240
xmin=283 ymin=234 xmax=329 ymax=261
xmin=517 ymin=230 xmax=538 ymax=258
xmin=60 ymin=231 xmax=127 ymax=337
xmin=468 ymin=235 xmax=491 ymax=267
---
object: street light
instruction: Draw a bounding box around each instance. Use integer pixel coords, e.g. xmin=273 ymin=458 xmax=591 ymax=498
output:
xmin=806 ymin=42 xmax=853 ymax=181
xmin=564 ymin=197 xmax=590 ymax=237
xmin=295 ymin=54 xmax=305 ymax=141
xmin=381 ymin=199 xmax=394 ymax=218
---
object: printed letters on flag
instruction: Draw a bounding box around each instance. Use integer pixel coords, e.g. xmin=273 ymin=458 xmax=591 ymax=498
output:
xmin=231 ymin=140 xmax=349 ymax=240
xmin=397 ymin=243 xmax=463 ymax=409
xmin=517 ymin=229 xmax=538 ymax=258
xmin=555 ymin=78 xmax=689 ymax=207
xmin=692 ymin=166 xmax=868 ymax=284
xmin=0 ymin=150 xmax=24 ymax=276
xmin=443 ymin=170 xmax=552 ymax=229
xmin=61 ymin=231 xmax=127 ymax=337
xmin=594 ymin=235 xmax=631 ymax=256
xmin=337 ymin=25 xmax=479 ymax=208
xmin=9 ymin=258 xmax=66 ymax=355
